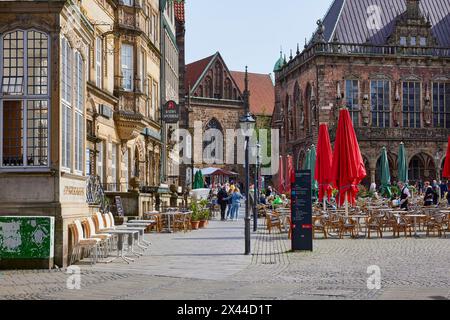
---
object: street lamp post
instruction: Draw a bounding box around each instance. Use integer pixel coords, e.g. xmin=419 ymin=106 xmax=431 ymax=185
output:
xmin=253 ymin=143 xmax=261 ymax=232
xmin=240 ymin=112 xmax=256 ymax=255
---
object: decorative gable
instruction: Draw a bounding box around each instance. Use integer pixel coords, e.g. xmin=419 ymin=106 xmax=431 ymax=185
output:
xmin=190 ymin=53 xmax=242 ymax=101
xmin=387 ymin=0 xmax=438 ymax=47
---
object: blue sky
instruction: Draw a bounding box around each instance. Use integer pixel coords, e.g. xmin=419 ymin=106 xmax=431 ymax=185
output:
xmin=185 ymin=0 xmax=333 ymax=75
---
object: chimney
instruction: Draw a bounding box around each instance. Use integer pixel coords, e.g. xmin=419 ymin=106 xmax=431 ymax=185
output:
xmin=406 ymin=0 xmax=421 ymax=18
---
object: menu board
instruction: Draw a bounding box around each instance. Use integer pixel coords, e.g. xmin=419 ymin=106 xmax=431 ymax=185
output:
xmin=115 ymin=196 xmax=125 ymax=217
xmin=291 ymin=170 xmax=313 ymax=251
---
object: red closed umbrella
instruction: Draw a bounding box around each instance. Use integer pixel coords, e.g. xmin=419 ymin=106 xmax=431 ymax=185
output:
xmin=286 ymin=155 xmax=294 ymax=194
xmin=331 ymin=109 xmax=366 ymax=208
xmin=278 ymin=155 xmax=285 ymax=194
xmin=442 ymin=137 xmax=450 ymax=178
xmin=315 ymin=124 xmax=333 ymax=202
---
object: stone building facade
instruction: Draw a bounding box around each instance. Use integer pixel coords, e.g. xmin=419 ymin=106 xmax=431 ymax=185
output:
xmin=273 ymin=0 xmax=450 ymax=188
xmin=0 ymin=0 xmax=168 ymax=267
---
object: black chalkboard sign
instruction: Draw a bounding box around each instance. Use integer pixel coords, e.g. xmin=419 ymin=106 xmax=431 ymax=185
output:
xmin=115 ymin=196 xmax=125 ymax=217
xmin=291 ymin=170 xmax=313 ymax=251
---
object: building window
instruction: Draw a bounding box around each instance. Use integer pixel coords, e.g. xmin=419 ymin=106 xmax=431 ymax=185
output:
xmin=410 ymin=37 xmax=416 ymax=46
xmin=205 ymin=76 xmax=213 ymax=98
xmin=123 ymin=148 xmax=129 ymax=191
xmin=370 ymin=80 xmax=390 ymax=128
xmin=122 ymin=0 xmax=133 ymax=6
xmin=96 ymin=141 xmax=104 ymax=183
xmin=138 ymin=49 xmax=144 ymax=92
xmin=1 ymin=30 xmax=50 ymax=168
xmin=152 ymin=81 xmax=157 ymax=120
xmin=420 ymin=37 xmax=427 ymax=46
xmin=74 ymin=52 xmax=84 ymax=173
xmin=86 ymin=149 xmax=91 ymax=175
xmin=433 ymin=82 xmax=450 ymax=128
xmin=61 ymin=37 xmax=73 ymax=170
xmin=121 ymin=44 xmax=133 ymax=91
xmin=111 ymin=143 xmax=117 ymax=191
xmin=224 ymin=78 xmax=232 ymax=99
xmin=400 ymin=37 xmax=407 ymax=46
xmin=403 ymin=82 xmax=421 ymax=128
xmin=96 ymin=37 xmax=102 ymax=89
xmin=345 ymin=80 xmax=359 ymax=126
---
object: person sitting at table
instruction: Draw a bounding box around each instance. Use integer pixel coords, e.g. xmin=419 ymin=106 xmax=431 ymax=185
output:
xmin=397 ymin=181 xmax=410 ymax=211
xmin=424 ymin=181 xmax=435 ymax=207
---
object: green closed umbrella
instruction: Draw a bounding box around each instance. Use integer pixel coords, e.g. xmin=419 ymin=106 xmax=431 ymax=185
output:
xmin=310 ymin=145 xmax=319 ymax=198
xmin=302 ymin=149 xmax=311 ymax=170
xmin=193 ymin=170 xmax=204 ymax=189
xmin=380 ymin=147 xmax=392 ymax=198
xmin=398 ymin=142 xmax=408 ymax=184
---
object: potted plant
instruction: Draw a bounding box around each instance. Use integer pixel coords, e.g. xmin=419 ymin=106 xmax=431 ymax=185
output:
xmin=189 ymin=201 xmax=201 ymax=230
xmin=198 ymin=199 xmax=210 ymax=228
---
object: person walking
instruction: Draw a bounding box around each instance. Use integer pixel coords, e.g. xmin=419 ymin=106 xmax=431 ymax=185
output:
xmin=397 ymin=181 xmax=410 ymax=211
xmin=217 ymin=185 xmax=228 ymax=221
xmin=432 ymin=180 xmax=440 ymax=205
xmin=225 ymin=188 xmax=243 ymax=221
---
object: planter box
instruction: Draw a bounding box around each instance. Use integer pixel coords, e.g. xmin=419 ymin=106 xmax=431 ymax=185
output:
xmin=0 ymin=216 xmax=54 ymax=269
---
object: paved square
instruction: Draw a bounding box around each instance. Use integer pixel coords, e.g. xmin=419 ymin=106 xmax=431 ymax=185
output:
xmin=0 ymin=212 xmax=449 ymax=300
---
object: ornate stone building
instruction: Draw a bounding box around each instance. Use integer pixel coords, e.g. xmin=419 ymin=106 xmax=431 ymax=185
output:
xmin=273 ymin=0 xmax=450 ymax=187
xmin=0 ymin=0 xmax=168 ymax=267
xmin=182 ymin=52 xmax=274 ymax=184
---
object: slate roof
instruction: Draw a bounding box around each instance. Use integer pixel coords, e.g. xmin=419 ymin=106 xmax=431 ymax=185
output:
xmin=319 ymin=0 xmax=450 ymax=46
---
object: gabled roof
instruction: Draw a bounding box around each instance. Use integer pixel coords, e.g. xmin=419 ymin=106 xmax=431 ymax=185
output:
xmin=318 ymin=0 xmax=450 ymax=46
xmin=230 ymin=71 xmax=275 ymax=116
xmin=185 ymin=53 xmax=217 ymax=91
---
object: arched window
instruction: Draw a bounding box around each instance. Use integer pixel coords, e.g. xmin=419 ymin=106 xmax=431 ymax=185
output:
xmin=203 ymin=118 xmax=224 ymax=164
xmin=293 ymin=82 xmax=304 ymax=130
xmin=409 ymin=153 xmax=436 ymax=183
xmin=214 ymin=62 xmax=223 ymax=98
xmin=1 ymin=30 xmax=50 ymax=168
xmin=204 ymin=76 xmax=213 ymax=98
xmin=224 ymin=78 xmax=232 ymax=99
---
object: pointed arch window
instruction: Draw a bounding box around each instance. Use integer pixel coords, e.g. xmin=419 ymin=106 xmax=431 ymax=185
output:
xmin=214 ymin=62 xmax=223 ymax=99
xmin=224 ymin=78 xmax=232 ymax=99
xmin=204 ymin=76 xmax=213 ymax=98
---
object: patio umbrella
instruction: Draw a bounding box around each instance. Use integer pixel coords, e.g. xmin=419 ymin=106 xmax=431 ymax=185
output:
xmin=285 ymin=155 xmax=294 ymax=194
xmin=442 ymin=137 xmax=450 ymax=179
xmin=331 ymin=108 xmax=367 ymax=213
xmin=315 ymin=124 xmax=333 ymax=205
xmin=398 ymin=142 xmax=408 ymax=184
xmin=278 ymin=155 xmax=285 ymax=194
xmin=193 ymin=170 xmax=204 ymax=189
xmin=309 ymin=145 xmax=319 ymax=199
xmin=380 ymin=147 xmax=392 ymax=198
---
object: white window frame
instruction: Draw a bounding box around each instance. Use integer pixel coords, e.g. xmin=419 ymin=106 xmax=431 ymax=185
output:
xmin=96 ymin=37 xmax=102 ymax=89
xmin=61 ymin=36 xmax=73 ymax=171
xmin=74 ymin=51 xmax=84 ymax=174
xmin=111 ymin=143 xmax=117 ymax=191
xmin=0 ymin=29 xmax=51 ymax=171
xmin=97 ymin=141 xmax=104 ymax=183
xmin=121 ymin=44 xmax=133 ymax=91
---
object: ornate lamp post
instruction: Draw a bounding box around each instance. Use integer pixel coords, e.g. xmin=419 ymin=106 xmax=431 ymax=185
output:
xmin=240 ymin=112 xmax=256 ymax=255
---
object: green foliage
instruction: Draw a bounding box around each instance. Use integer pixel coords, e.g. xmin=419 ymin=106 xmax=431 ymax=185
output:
xmin=189 ymin=199 xmax=210 ymax=221
xmin=391 ymin=185 xmax=400 ymax=197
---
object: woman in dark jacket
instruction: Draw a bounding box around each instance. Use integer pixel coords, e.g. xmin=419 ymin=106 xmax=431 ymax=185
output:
xmin=424 ymin=182 xmax=435 ymax=206
xmin=217 ymin=185 xmax=228 ymax=221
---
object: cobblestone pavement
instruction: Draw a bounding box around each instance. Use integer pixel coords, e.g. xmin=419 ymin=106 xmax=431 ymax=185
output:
xmin=0 ymin=208 xmax=449 ymax=300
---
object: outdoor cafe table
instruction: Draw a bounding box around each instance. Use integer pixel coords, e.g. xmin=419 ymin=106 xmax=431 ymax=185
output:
xmin=348 ymin=215 xmax=368 ymax=237
xmin=98 ymin=229 xmax=139 ymax=264
xmin=404 ymin=214 xmax=427 ymax=238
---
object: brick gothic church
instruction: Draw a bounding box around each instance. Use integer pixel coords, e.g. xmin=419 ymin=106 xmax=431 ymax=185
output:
xmin=273 ymin=0 xmax=450 ymax=187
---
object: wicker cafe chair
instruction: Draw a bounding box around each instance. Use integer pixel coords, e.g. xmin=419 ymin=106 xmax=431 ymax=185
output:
xmin=265 ymin=211 xmax=282 ymax=234
xmin=366 ymin=215 xmax=384 ymax=239
xmin=426 ymin=214 xmax=448 ymax=237
xmin=313 ymin=216 xmax=328 ymax=239
xmin=393 ymin=215 xmax=413 ymax=238
xmin=338 ymin=216 xmax=358 ymax=239
xmin=172 ymin=213 xmax=188 ymax=233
